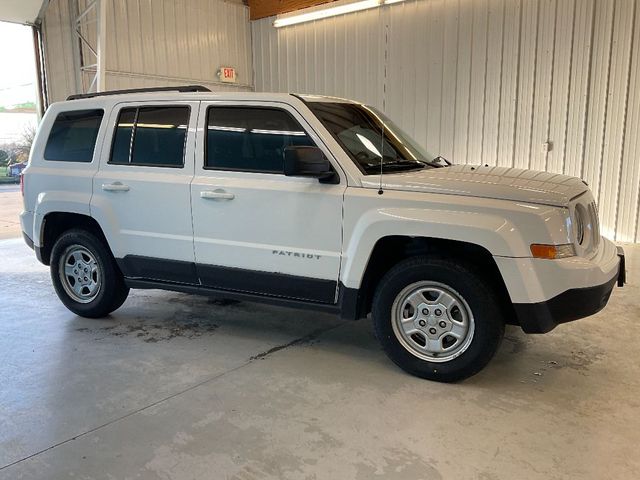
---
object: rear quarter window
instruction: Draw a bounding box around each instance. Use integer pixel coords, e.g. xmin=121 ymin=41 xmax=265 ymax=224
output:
xmin=44 ymin=109 xmax=104 ymax=162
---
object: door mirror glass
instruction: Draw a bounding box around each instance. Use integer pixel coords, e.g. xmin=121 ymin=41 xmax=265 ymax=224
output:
xmin=284 ymin=146 xmax=337 ymax=183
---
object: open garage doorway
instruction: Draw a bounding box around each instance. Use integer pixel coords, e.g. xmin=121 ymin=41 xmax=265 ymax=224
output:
xmin=0 ymin=21 xmax=38 ymax=238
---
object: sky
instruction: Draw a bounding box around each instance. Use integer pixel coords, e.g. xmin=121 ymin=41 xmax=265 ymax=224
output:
xmin=0 ymin=21 xmax=37 ymax=107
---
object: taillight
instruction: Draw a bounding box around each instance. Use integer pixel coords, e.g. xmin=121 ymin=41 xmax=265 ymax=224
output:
xmin=20 ymin=173 xmax=24 ymax=196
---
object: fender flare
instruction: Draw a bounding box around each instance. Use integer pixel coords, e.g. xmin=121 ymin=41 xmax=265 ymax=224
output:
xmin=340 ymin=207 xmax=529 ymax=289
xmin=33 ymin=191 xmax=92 ymax=247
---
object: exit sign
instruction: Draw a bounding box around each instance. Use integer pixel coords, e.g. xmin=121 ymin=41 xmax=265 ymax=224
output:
xmin=219 ymin=67 xmax=236 ymax=83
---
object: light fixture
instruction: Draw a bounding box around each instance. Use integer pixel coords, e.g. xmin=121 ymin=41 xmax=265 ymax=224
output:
xmin=356 ymin=133 xmax=382 ymax=157
xmin=250 ymin=128 xmax=307 ymax=136
xmin=273 ymin=0 xmax=406 ymax=28
xmin=208 ymin=125 xmax=246 ymax=133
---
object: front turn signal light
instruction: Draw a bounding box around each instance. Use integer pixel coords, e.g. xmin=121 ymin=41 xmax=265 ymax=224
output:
xmin=530 ymin=243 xmax=576 ymax=259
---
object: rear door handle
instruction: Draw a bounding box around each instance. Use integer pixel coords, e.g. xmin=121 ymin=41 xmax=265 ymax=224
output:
xmin=200 ymin=189 xmax=235 ymax=200
xmin=102 ymin=182 xmax=130 ymax=192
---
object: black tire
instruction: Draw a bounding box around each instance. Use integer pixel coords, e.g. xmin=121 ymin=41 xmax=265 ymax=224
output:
xmin=50 ymin=229 xmax=129 ymax=318
xmin=372 ymin=255 xmax=504 ymax=382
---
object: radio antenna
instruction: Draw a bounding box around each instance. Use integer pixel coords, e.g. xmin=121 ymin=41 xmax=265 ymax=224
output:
xmin=378 ymin=21 xmax=389 ymax=195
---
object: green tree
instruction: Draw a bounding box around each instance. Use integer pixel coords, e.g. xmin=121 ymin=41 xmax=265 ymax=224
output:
xmin=0 ymin=149 xmax=8 ymax=167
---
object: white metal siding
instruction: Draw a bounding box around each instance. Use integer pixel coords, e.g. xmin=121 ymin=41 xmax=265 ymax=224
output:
xmin=41 ymin=0 xmax=78 ymax=104
xmin=252 ymin=0 xmax=640 ymax=243
xmin=41 ymin=0 xmax=253 ymax=103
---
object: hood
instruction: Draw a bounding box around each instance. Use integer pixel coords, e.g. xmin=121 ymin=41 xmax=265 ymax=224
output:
xmin=361 ymin=164 xmax=588 ymax=207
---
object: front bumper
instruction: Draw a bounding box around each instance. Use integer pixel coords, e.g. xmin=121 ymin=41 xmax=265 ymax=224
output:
xmin=512 ymin=246 xmax=625 ymax=333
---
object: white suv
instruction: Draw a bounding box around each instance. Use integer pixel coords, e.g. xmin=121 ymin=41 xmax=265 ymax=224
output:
xmin=21 ymin=86 xmax=625 ymax=382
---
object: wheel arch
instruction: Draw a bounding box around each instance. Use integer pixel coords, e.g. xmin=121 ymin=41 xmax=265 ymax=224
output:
xmin=346 ymin=236 xmax=516 ymax=323
xmin=39 ymin=212 xmax=110 ymax=266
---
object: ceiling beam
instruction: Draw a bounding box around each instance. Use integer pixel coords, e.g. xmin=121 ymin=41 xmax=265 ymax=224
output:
xmin=0 ymin=0 xmax=48 ymax=25
xmin=248 ymin=0 xmax=338 ymax=21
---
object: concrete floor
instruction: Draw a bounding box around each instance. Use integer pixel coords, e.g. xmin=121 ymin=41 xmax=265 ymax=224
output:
xmin=1 ymin=231 xmax=639 ymax=479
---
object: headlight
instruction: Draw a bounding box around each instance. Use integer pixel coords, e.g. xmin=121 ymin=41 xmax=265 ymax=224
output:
xmin=588 ymin=201 xmax=601 ymax=248
xmin=573 ymin=201 xmax=600 ymax=251
xmin=574 ymin=204 xmax=587 ymax=245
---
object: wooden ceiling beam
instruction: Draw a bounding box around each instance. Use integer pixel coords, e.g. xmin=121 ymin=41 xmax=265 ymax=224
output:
xmin=248 ymin=0 xmax=339 ymax=21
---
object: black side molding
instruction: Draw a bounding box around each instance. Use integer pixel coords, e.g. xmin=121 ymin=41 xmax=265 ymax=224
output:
xmin=116 ymin=256 xmax=199 ymax=285
xmin=125 ymin=278 xmax=344 ymax=316
xmin=23 ymin=231 xmax=47 ymax=265
xmin=197 ymin=263 xmax=336 ymax=304
xmin=22 ymin=231 xmax=34 ymax=250
xmin=337 ymin=285 xmax=364 ymax=321
xmin=116 ymin=255 xmax=342 ymax=307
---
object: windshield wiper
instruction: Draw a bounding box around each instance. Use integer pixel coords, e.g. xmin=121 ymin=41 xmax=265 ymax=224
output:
xmin=364 ymin=160 xmax=426 ymax=173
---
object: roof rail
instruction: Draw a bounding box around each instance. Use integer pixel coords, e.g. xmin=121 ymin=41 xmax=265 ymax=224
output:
xmin=66 ymin=85 xmax=211 ymax=101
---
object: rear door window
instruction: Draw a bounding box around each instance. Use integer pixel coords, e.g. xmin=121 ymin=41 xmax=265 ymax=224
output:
xmin=109 ymin=106 xmax=190 ymax=167
xmin=44 ymin=109 xmax=104 ymax=162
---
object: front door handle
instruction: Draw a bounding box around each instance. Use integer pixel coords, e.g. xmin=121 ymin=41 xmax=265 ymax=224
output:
xmin=200 ymin=189 xmax=235 ymax=200
xmin=102 ymin=182 xmax=130 ymax=192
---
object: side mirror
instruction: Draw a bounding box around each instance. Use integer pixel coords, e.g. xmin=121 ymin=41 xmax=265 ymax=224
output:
xmin=284 ymin=146 xmax=338 ymax=183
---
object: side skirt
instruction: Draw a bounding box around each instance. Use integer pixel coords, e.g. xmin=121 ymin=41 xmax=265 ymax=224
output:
xmin=197 ymin=263 xmax=336 ymax=304
xmin=124 ymin=278 xmax=364 ymax=319
xmin=118 ymin=255 xmax=364 ymax=320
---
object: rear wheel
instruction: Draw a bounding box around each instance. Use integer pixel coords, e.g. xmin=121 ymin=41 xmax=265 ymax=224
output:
xmin=372 ymin=255 xmax=504 ymax=382
xmin=50 ymin=229 xmax=129 ymax=318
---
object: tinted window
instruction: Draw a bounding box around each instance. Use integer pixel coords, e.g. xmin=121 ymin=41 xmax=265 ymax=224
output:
xmin=110 ymin=109 xmax=135 ymax=165
xmin=206 ymin=107 xmax=314 ymax=173
xmin=110 ymin=106 xmax=189 ymax=167
xmin=308 ymin=102 xmax=440 ymax=174
xmin=44 ymin=109 xmax=104 ymax=162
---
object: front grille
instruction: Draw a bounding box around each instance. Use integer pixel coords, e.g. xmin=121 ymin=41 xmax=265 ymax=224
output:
xmin=588 ymin=201 xmax=600 ymax=248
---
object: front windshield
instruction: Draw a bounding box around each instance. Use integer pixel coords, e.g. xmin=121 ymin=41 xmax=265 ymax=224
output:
xmin=307 ymin=101 xmax=441 ymax=174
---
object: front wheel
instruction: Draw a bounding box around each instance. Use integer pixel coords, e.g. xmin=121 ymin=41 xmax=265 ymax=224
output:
xmin=50 ymin=229 xmax=129 ymax=318
xmin=372 ymin=256 xmax=504 ymax=382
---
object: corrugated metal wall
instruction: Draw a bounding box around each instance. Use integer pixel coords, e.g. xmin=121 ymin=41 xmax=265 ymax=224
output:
xmin=41 ymin=0 xmax=77 ymax=104
xmin=42 ymin=0 xmax=253 ymax=103
xmin=252 ymin=0 xmax=640 ymax=243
